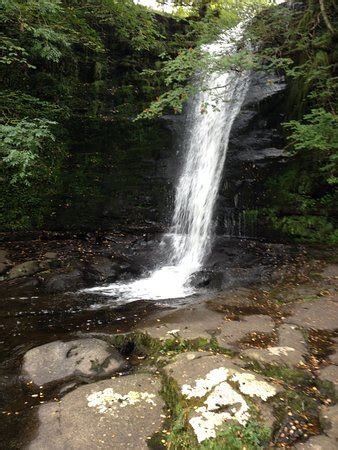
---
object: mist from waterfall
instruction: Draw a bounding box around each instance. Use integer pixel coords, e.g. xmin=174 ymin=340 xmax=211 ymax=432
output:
xmin=85 ymin=23 xmax=250 ymax=302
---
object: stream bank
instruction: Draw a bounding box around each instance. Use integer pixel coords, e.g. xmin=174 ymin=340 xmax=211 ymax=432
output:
xmin=0 ymin=234 xmax=337 ymax=449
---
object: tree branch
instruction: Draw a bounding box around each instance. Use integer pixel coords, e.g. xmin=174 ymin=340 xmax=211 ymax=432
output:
xmin=319 ymin=0 xmax=335 ymax=35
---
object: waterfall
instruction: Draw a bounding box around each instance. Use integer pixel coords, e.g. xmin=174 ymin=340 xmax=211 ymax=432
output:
xmin=85 ymin=23 xmax=250 ymax=303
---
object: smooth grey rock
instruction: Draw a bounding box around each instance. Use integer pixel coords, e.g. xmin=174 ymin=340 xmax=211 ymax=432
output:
xmin=288 ymin=299 xmax=338 ymax=330
xmin=217 ymin=314 xmax=275 ymax=348
xmin=242 ymin=324 xmax=307 ymax=368
xmin=320 ymin=265 xmax=338 ymax=279
xmin=22 ymin=339 xmax=126 ymax=386
xmin=7 ymin=261 xmax=46 ymax=280
xmin=318 ymin=365 xmax=338 ymax=395
xmin=320 ymin=404 xmax=338 ymax=442
xmin=28 ymin=374 xmax=164 ymax=450
xmin=329 ymin=349 xmax=338 ymax=365
xmin=142 ymin=305 xmax=224 ymax=341
xmin=43 ymin=252 xmax=58 ymax=260
xmin=294 ymin=435 xmax=337 ymax=450
xmin=163 ymin=351 xmax=235 ymax=387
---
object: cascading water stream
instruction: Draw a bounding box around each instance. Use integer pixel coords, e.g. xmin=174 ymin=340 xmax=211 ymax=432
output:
xmin=85 ymin=23 xmax=250 ymax=303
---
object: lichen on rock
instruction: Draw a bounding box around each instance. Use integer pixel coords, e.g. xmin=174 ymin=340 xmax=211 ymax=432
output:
xmin=267 ymin=346 xmax=296 ymax=356
xmin=181 ymin=367 xmax=229 ymax=399
xmin=87 ymin=388 xmax=156 ymax=415
xmin=231 ymin=372 xmax=277 ymax=401
xmin=180 ymin=366 xmax=277 ymax=443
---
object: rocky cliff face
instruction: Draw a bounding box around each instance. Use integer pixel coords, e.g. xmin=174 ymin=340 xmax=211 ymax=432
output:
xmin=216 ymin=72 xmax=287 ymax=239
xmin=49 ymin=71 xmax=288 ymax=238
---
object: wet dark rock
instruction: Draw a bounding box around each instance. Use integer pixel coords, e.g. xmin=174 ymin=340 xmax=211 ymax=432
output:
xmin=44 ymin=269 xmax=85 ymax=293
xmin=217 ymin=70 xmax=287 ymax=239
xmin=0 ymin=249 xmax=9 ymax=263
xmin=187 ymin=270 xmax=223 ymax=289
xmin=0 ymin=249 xmax=12 ymax=276
xmin=85 ymin=257 xmax=120 ymax=283
xmin=22 ymin=338 xmax=127 ymax=387
xmin=0 ymin=262 xmax=11 ymax=276
xmin=6 ymin=276 xmax=41 ymax=290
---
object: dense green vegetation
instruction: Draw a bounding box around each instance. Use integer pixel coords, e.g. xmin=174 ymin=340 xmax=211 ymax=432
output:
xmin=1 ymin=0 xmax=337 ymax=242
xmin=0 ymin=0 xmax=175 ymax=229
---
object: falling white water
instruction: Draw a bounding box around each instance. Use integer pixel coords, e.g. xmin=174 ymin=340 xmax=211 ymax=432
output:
xmin=85 ymin=23 xmax=250 ymax=303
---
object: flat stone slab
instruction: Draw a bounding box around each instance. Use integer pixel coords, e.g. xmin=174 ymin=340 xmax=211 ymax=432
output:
xmin=22 ymin=339 xmax=126 ymax=386
xmin=318 ymin=365 xmax=338 ymax=395
xmin=142 ymin=305 xmax=224 ymax=341
xmin=28 ymin=374 xmax=164 ymax=450
xmin=294 ymin=435 xmax=337 ymax=450
xmin=287 ymin=299 xmax=338 ymax=330
xmin=217 ymin=314 xmax=275 ymax=348
xmin=320 ymin=404 xmax=338 ymax=442
xmin=320 ymin=265 xmax=338 ymax=279
xmin=163 ymin=351 xmax=279 ymax=443
xmin=242 ymin=324 xmax=307 ymax=368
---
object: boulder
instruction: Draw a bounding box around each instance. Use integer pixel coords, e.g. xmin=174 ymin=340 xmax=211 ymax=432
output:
xmin=28 ymin=374 xmax=164 ymax=450
xmin=85 ymin=257 xmax=120 ymax=283
xmin=7 ymin=261 xmax=46 ymax=280
xmin=22 ymin=338 xmax=126 ymax=386
xmin=44 ymin=269 xmax=85 ymax=293
xmin=187 ymin=270 xmax=223 ymax=289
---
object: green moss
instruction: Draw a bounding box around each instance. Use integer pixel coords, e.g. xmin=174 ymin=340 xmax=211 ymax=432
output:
xmin=243 ymin=360 xmax=313 ymax=387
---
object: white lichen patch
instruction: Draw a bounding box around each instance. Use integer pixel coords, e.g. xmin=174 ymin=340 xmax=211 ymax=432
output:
xmin=167 ymin=329 xmax=180 ymax=336
xmin=181 ymin=367 xmax=229 ymax=399
xmin=267 ymin=346 xmax=295 ymax=356
xmin=189 ymin=382 xmax=249 ymax=443
xmin=87 ymin=388 xmax=156 ymax=415
xmin=181 ymin=366 xmax=278 ymax=443
xmin=231 ymin=372 xmax=277 ymax=401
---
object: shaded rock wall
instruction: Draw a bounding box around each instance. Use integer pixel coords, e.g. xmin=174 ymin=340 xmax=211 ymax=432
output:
xmin=216 ymin=72 xmax=287 ymax=239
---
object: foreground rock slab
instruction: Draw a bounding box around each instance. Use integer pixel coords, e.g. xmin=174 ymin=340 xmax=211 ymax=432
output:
xmin=28 ymin=374 xmax=164 ymax=450
xmin=142 ymin=305 xmax=224 ymax=341
xmin=164 ymin=351 xmax=279 ymax=443
xmin=217 ymin=314 xmax=275 ymax=348
xmin=242 ymin=324 xmax=307 ymax=368
xmin=287 ymin=299 xmax=338 ymax=330
xmin=22 ymin=338 xmax=126 ymax=386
